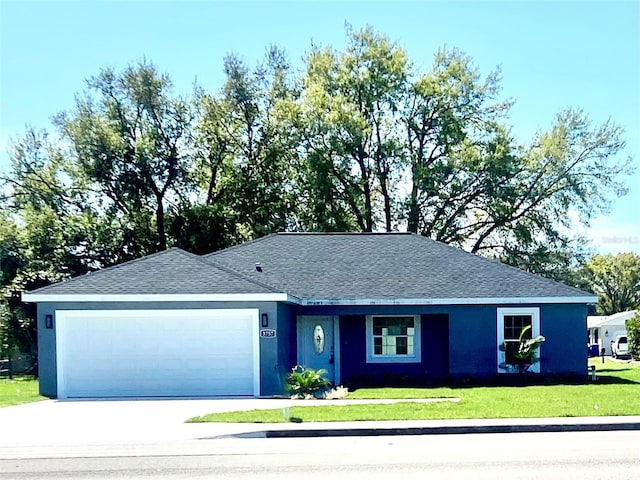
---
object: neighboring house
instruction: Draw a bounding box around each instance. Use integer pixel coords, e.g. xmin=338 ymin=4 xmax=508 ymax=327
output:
xmin=587 ymin=310 xmax=637 ymax=356
xmin=22 ymin=233 xmax=596 ymax=399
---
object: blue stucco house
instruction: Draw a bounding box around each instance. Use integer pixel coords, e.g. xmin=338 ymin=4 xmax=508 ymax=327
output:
xmin=22 ymin=233 xmax=596 ymax=398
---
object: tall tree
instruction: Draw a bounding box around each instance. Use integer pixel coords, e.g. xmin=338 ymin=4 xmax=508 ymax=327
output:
xmin=0 ymin=128 xmax=107 ymax=371
xmin=219 ymin=47 xmax=301 ymax=238
xmin=56 ymin=62 xmax=193 ymax=254
xmin=298 ymin=26 xmax=408 ymax=231
xmin=404 ymin=47 xmax=510 ymax=238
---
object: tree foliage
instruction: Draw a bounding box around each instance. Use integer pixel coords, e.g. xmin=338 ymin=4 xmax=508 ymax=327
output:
xmin=56 ymin=62 xmax=194 ymax=254
xmin=626 ymin=312 xmax=640 ymax=361
xmin=584 ymin=253 xmax=640 ymax=315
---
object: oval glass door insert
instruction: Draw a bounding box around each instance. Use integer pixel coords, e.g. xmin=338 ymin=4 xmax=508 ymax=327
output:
xmin=313 ymin=324 xmax=325 ymax=354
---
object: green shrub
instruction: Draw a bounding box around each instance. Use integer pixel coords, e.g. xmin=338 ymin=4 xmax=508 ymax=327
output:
xmin=286 ymin=365 xmax=331 ymax=398
xmin=626 ymin=312 xmax=640 ymax=360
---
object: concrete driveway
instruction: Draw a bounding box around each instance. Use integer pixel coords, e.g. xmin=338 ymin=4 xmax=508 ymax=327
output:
xmin=0 ymin=397 xmax=305 ymax=447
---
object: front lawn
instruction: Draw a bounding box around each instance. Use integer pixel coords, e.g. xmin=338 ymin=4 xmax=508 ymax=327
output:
xmin=0 ymin=376 xmax=45 ymax=407
xmin=188 ymin=359 xmax=640 ymax=423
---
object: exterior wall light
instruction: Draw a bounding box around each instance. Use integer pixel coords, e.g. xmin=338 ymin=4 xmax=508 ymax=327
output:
xmin=45 ymin=314 xmax=53 ymax=329
xmin=261 ymin=313 xmax=269 ymax=328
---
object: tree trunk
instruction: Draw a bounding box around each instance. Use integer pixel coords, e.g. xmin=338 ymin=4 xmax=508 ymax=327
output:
xmin=155 ymin=196 xmax=167 ymax=250
xmin=406 ymin=170 xmax=420 ymax=233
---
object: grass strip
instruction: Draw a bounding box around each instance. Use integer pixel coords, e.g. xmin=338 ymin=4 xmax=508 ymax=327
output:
xmin=0 ymin=376 xmax=45 ymax=407
xmin=188 ymin=359 xmax=640 ymax=423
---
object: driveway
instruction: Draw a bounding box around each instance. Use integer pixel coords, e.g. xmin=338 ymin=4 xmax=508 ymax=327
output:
xmin=0 ymin=397 xmax=307 ymax=447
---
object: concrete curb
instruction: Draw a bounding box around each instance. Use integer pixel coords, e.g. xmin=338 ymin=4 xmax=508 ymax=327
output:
xmin=260 ymin=421 xmax=640 ymax=438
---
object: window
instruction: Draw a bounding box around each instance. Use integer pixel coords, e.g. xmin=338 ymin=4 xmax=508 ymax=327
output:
xmin=503 ymin=314 xmax=532 ymax=364
xmin=497 ymin=307 xmax=540 ymax=373
xmin=366 ymin=315 xmax=421 ymax=363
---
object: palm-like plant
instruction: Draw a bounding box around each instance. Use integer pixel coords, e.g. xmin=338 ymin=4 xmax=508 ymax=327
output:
xmin=512 ymin=325 xmax=546 ymax=373
xmin=286 ymin=365 xmax=332 ymax=398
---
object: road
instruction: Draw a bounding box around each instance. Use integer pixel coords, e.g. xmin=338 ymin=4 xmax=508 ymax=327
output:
xmin=1 ymin=430 xmax=639 ymax=479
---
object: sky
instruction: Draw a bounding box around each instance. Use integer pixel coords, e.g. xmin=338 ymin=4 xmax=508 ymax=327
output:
xmin=1 ymin=0 xmax=638 ymax=254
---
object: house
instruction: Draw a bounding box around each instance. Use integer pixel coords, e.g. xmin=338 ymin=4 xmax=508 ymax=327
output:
xmin=587 ymin=310 xmax=637 ymax=356
xmin=22 ymin=232 xmax=596 ymax=399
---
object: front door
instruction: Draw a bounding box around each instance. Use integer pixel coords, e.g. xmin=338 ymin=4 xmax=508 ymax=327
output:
xmin=297 ymin=316 xmax=335 ymax=383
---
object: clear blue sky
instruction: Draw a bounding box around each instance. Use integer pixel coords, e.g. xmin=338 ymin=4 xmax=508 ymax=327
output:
xmin=1 ymin=0 xmax=638 ymax=253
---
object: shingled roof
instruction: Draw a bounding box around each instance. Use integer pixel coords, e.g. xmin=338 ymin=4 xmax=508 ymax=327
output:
xmin=24 ymin=233 xmax=595 ymax=304
xmin=206 ymin=233 xmax=594 ymax=303
xmin=25 ymin=248 xmax=276 ymax=296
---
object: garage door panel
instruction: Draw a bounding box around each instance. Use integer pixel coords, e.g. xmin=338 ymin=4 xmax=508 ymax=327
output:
xmin=56 ymin=309 xmax=259 ymax=398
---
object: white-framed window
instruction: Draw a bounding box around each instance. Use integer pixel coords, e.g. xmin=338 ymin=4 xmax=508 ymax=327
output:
xmin=497 ymin=307 xmax=541 ymax=373
xmin=366 ymin=315 xmax=421 ymax=363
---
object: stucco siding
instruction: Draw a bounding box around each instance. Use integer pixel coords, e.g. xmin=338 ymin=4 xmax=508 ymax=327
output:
xmin=338 ymin=313 xmax=449 ymax=387
xmin=299 ymin=303 xmax=590 ymax=382
xmin=36 ymin=305 xmax=57 ymax=397
xmin=274 ymin=303 xmax=296 ymax=396
xmin=539 ymin=304 xmax=588 ymax=376
xmin=448 ymin=305 xmax=497 ymax=377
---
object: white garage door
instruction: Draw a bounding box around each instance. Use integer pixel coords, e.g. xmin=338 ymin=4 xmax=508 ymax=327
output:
xmin=55 ymin=309 xmax=260 ymax=398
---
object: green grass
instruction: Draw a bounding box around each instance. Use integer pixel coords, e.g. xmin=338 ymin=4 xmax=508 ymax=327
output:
xmin=0 ymin=376 xmax=46 ymax=407
xmin=188 ymin=359 xmax=640 ymax=423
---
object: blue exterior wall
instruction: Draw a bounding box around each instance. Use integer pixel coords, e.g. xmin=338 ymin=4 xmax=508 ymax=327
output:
xmin=337 ymin=314 xmax=449 ymax=386
xmin=295 ymin=303 xmax=589 ymax=383
xmin=538 ymin=303 xmax=588 ymax=376
xmin=447 ymin=305 xmax=496 ymax=378
xmin=275 ymin=303 xmax=297 ymax=395
xmin=295 ymin=305 xmax=452 ymax=386
xmin=36 ymin=305 xmax=57 ymax=397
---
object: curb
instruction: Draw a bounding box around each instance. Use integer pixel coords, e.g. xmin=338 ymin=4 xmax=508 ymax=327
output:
xmin=260 ymin=422 xmax=640 ymax=438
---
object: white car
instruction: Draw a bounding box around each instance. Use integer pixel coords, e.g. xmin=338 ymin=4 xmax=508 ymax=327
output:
xmin=611 ymin=335 xmax=629 ymax=358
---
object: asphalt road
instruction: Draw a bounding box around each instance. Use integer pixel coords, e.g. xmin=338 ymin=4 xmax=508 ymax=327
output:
xmin=2 ymin=430 xmax=639 ymax=479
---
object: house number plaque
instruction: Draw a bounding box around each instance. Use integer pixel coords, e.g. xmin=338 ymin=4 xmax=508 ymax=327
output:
xmin=260 ymin=329 xmax=276 ymax=338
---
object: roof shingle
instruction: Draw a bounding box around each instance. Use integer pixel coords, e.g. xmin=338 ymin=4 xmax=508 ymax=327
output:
xmin=206 ymin=233 xmax=592 ymax=301
xmin=28 ymin=248 xmax=276 ymax=296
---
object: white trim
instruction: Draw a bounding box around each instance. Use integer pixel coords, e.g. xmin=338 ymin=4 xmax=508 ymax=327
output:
xmin=366 ymin=314 xmax=422 ymax=364
xmin=54 ymin=308 xmax=261 ymax=398
xmin=303 ymin=296 xmax=596 ymax=306
xmin=333 ymin=315 xmax=341 ymax=385
xmin=24 ymin=292 xmax=596 ymax=306
xmin=22 ymin=293 xmax=297 ymax=303
xmin=497 ymin=307 xmax=541 ymax=374
xmin=251 ymin=309 xmax=261 ymax=396
xmin=55 ymin=312 xmax=66 ymax=399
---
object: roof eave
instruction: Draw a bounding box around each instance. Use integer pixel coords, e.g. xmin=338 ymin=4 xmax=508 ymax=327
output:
xmin=301 ymin=296 xmax=598 ymax=306
xmin=21 ymin=293 xmax=597 ymax=306
xmin=21 ymin=293 xmax=301 ymax=304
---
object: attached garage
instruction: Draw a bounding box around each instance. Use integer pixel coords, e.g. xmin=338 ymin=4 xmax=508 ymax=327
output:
xmin=55 ymin=309 xmax=260 ymax=398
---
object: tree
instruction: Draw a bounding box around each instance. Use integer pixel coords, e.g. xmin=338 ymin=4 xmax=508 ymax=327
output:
xmin=216 ymin=48 xmax=301 ymax=238
xmin=404 ymin=48 xmax=511 ymax=239
xmin=626 ymin=312 xmax=640 ymax=360
xmin=295 ymin=26 xmax=633 ymax=275
xmin=402 ymin=48 xmax=632 ymax=272
xmin=298 ymin=26 xmax=408 ymax=231
xmin=584 ymin=253 xmax=640 ymax=315
xmin=56 ymin=62 xmax=193 ymax=254
xmin=0 ymin=128 xmax=107 ymax=284
xmin=0 ymin=128 xmax=107 ymax=373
